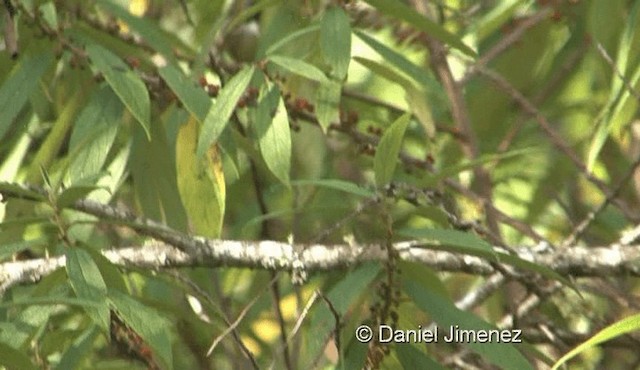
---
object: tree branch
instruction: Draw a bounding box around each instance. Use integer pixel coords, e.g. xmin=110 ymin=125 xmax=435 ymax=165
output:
xmin=3 ymin=239 xmax=640 ymax=295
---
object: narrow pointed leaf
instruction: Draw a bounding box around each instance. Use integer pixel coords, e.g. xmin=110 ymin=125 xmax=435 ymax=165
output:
xmin=552 ymin=314 xmax=640 ymax=370
xmin=363 ymin=0 xmax=476 ymax=57
xmin=159 ymin=64 xmax=211 ymax=121
xmin=321 ymin=6 xmax=351 ymax=79
xmin=86 ymin=44 xmax=151 ymax=139
xmin=315 ymin=80 xmax=341 ymax=132
xmin=405 ymin=279 xmax=533 ymax=370
xmin=268 ymin=55 xmax=328 ymax=83
xmin=0 ymin=53 xmax=52 ymax=140
xmin=108 ymin=290 xmax=173 ymax=370
xmin=197 ymin=66 xmax=255 ymax=157
xmin=176 ymin=116 xmax=226 ymax=238
xmin=255 ymin=83 xmax=291 ymax=186
xmin=375 ymin=113 xmax=411 ymax=186
xmin=66 ymin=248 xmax=109 ymax=332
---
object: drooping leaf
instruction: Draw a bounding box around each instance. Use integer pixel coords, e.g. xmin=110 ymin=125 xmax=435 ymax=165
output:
xmin=404 ymin=279 xmax=533 ymax=370
xmin=405 ymin=85 xmax=436 ymax=138
xmin=321 ymin=6 xmax=351 ymax=80
xmin=363 ymin=0 xmax=476 ymax=57
xmin=265 ymin=24 xmax=321 ymax=56
xmin=159 ymin=64 xmax=211 ymax=121
xmin=375 ymin=113 xmax=411 ymax=186
xmin=306 ymin=264 xmax=381 ymax=367
xmin=130 ymin=122 xmax=187 ymax=231
xmin=97 ymin=0 xmax=177 ymax=61
xmin=57 ymin=185 xmax=106 ymax=208
xmin=0 ymin=342 xmax=37 ymax=370
xmin=108 ymin=290 xmax=173 ymax=370
xmin=26 ymin=90 xmax=85 ymax=183
xmin=54 ymin=326 xmax=99 ymax=370
xmin=586 ymin=0 xmax=640 ymax=170
xmin=268 ymin=55 xmax=328 ymax=83
xmin=354 ymin=30 xmax=442 ymax=92
xmin=255 ymin=83 xmax=291 ymax=186
xmin=552 ymin=313 xmax=640 ymax=370
xmin=67 ymin=86 xmax=123 ymax=184
xmin=0 ymin=52 xmax=52 ymax=141
xmin=0 ymin=239 xmax=47 ymax=260
xmin=176 ymin=116 xmax=226 ymax=238
xmin=396 ymin=344 xmax=447 ymax=370
xmin=400 ymin=228 xmax=577 ymax=291
xmin=400 ymin=227 xmax=494 ymax=255
xmin=197 ymin=65 xmax=255 ymax=157
xmin=291 ymin=179 xmax=374 ymax=198
xmin=85 ymin=43 xmax=151 ymax=139
xmin=354 ymin=56 xmax=414 ymax=88
xmin=66 ymin=248 xmax=110 ymax=332
xmin=355 ymin=57 xmax=435 ymax=137
xmin=315 ymin=80 xmax=342 ymax=132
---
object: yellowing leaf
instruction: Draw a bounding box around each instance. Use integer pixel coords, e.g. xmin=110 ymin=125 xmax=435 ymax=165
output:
xmin=176 ymin=116 xmax=226 ymax=238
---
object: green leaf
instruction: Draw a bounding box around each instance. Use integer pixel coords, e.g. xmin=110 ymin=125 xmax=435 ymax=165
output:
xmin=354 ymin=57 xmax=435 ymax=137
xmin=400 ymin=227 xmax=494 ymax=255
xmin=57 ymin=185 xmax=105 ymax=208
xmin=405 ymin=85 xmax=436 ymax=138
xmin=66 ymin=248 xmax=110 ymax=332
xmin=85 ymin=43 xmax=151 ymax=139
xmin=159 ymin=64 xmax=211 ymax=121
xmin=586 ymin=0 xmax=640 ymax=170
xmin=552 ymin=313 xmax=640 ymax=370
xmin=306 ymin=264 xmax=381 ymax=365
xmin=0 ymin=52 xmax=52 ymax=141
xmin=426 ymin=147 xmax=541 ymax=184
xmin=0 ymin=342 xmax=37 ymax=370
xmin=375 ymin=113 xmax=411 ymax=186
xmin=291 ymin=179 xmax=375 ymax=198
xmin=321 ymin=6 xmax=351 ymax=80
xmin=197 ymin=65 xmax=255 ymax=157
xmin=255 ymin=83 xmax=291 ymax=186
xmin=467 ymin=0 xmax=522 ymax=42
xmin=67 ymin=86 xmax=123 ymax=185
xmin=130 ymin=121 xmax=188 ymax=231
xmin=354 ymin=30 xmax=439 ymax=90
xmin=0 ymin=239 xmax=47 ymax=260
xmin=354 ymin=56 xmax=414 ymax=88
xmin=176 ymin=116 xmax=226 ymax=238
xmin=404 ymin=279 xmax=533 ymax=370
xmin=108 ymin=290 xmax=173 ymax=370
xmin=265 ymin=24 xmax=321 ymax=56
xmin=54 ymin=326 xmax=99 ymax=370
xmin=0 ymin=182 xmax=46 ymax=201
xmin=396 ymin=344 xmax=447 ymax=370
xmin=315 ymin=80 xmax=342 ymax=132
xmin=97 ymin=0 xmax=176 ymax=61
xmin=0 ymin=297 xmax=108 ymax=309
xmin=363 ymin=0 xmax=476 ymax=57
xmin=268 ymin=55 xmax=328 ymax=83
xmin=400 ymin=228 xmax=577 ymax=290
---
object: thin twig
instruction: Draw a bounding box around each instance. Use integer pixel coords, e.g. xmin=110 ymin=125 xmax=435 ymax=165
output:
xmin=595 ymin=41 xmax=640 ymax=102
xmin=206 ymin=273 xmax=280 ymax=357
xmin=561 ymin=153 xmax=640 ymax=248
xmin=477 ymin=66 xmax=639 ymax=222
xmin=459 ymin=8 xmax=554 ymax=85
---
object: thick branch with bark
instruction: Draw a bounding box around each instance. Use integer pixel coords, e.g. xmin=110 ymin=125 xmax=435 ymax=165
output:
xmin=3 ymin=239 xmax=640 ymax=296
